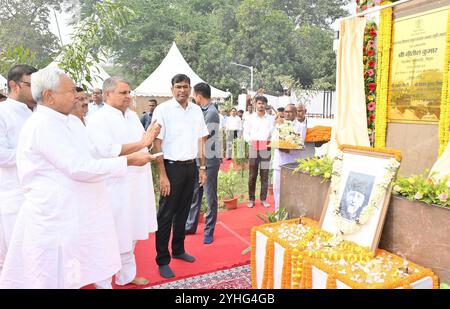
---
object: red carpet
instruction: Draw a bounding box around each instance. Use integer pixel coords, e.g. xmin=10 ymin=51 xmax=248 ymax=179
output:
xmin=84 ymin=188 xmax=274 ymax=289
xmin=220 ymin=159 xmax=243 ymax=172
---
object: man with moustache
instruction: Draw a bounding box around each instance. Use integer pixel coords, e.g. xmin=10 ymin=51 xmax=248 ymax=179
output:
xmin=152 ymin=74 xmax=208 ymax=279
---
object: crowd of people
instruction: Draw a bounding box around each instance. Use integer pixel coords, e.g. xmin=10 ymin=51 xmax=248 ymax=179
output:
xmin=0 ymin=63 xmax=315 ymax=288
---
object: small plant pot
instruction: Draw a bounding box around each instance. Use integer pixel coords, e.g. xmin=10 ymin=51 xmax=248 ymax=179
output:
xmin=223 ymin=197 xmax=238 ymax=210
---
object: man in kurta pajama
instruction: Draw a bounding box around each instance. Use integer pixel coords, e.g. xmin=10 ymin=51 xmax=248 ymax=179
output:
xmin=0 ymin=67 xmax=157 ymax=288
xmin=86 ymin=77 xmax=159 ymax=287
xmin=0 ymin=64 xmax=37 ymax=274
xmin=272 ymin=104 xmax=312 ymax=211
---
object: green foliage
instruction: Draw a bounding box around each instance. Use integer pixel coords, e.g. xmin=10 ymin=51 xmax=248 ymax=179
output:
xmin=256 ymin=208 xmax=289 ymax=224
xmin=441 ymin=283 xmax=450 ymax=289
xmin=242 ymin=207 xmax=289 ymax=255
xmin=232 ymin=138 xmax=249 ymax=171
xmin=58 ymin=0 xmax=135 ymax=89
xmin=0 ymin=0 xmax=62 ymax=72
xmin=393 ymin=172 xmax=450 ymax=209
xmin=218 ymin=164 xmax=240 ymax=200
xmin=0 ymin=46 xmax=36 ymax=75
xmin=77 ymin=0 xmax=348 ymax=92
xmin=200 ymin=196 xmax=208 ymax=214
xmin=293 ymin=156 xmax=333 ymax=180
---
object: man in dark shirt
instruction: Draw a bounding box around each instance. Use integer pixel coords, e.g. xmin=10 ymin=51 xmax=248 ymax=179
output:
xmin=185 ymin=83 xmax=221 ymax=244
xmin=140 ymin=99 xmax=157 ymax=129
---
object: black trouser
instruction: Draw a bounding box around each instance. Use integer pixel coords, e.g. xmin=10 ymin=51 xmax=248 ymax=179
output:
xmin=248 ymin=148 xmax=271 ymax=202
xmin=156 ymin=160 xmax=197 ymax=266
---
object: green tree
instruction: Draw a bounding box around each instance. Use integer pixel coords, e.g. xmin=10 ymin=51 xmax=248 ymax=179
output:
xmin=0 ymin=0 xmax=63 ymax=69
xmin=58 ymin=0 xmax=135 ymax=89
xmin=273 ymin=0 xmax=351 ymax=28
xmin=75 ymin=0 xmax=347 ymax=94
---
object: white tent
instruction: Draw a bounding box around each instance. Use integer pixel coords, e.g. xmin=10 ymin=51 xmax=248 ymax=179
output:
xmin=134 ymin=42 xmax=230 ymax=99
xmin=0 ymin=74 xmax=7 ymax=91
xmin=46 ymin=59 xmax=111 ymax=91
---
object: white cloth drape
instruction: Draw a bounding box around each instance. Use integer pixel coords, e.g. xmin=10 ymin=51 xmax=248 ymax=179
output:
xmin=328 ymin=17 xmax=370 ymax=158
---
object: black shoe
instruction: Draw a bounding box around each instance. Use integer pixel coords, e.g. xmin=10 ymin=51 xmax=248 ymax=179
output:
xmin=203 ymin=235 xmax=214 ymax=244
xmin=159 ymin=265 xmax=175 ymax=278
xmin=172 ymin=253 xmax=196 ymax=263
xmin=185 ymin=230 xmax=196 ymax=235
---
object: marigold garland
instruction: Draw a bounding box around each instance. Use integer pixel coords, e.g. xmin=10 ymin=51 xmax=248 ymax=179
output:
xmin=300 ymin=263 xmax=313 ymax=289
xmin=282 ymin=249 xmax=292 ymax=289
xmin=326 ymin=275 xmax=337 ymax=289
xmin=262 ymin=239 xmax=275 ymax=289
xmin=374 ymin=6 xmax=394 ymax=148
xmin=438 ymin=9 xmax=450 ymax=155
xmin=303 ymin=249 xmax=438 ymax=289
xmin=250 ymin=227 xmax=258 ymax=288
xmin=252 ymin=218 xmax=438 ymax=289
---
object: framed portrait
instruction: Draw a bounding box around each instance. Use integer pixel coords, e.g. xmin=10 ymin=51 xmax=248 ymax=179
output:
xmin=319 ymin=145 xmax=402 ymax=252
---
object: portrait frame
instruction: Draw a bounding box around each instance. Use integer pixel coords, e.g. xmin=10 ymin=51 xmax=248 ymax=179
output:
xmin=319 ymin=145 xmax=402 ymax=252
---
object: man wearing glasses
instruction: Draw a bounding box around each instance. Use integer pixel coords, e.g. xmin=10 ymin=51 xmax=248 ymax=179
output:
xmin=152 ymin=74 xmax=209 ymax=279
xmin=0 ymin=64 xmax=37 ymax=273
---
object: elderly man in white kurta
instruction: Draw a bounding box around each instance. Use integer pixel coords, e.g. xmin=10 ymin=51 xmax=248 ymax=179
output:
xmin=272 ymin=104 xmax=309 ymax=211
xmin=0 ymin=67 xmax=157 ymax=289
xmin=0 ymin=64 xmax=37 ymax=274
xmin=86 ymin=77 xmax=159 ymax=287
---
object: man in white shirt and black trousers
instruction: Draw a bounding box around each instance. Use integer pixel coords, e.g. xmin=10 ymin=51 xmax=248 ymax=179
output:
xmin=152 ymin=74 xmax=209 ymax=279
xmin=243 ymin=96 xmax=274 ymax=208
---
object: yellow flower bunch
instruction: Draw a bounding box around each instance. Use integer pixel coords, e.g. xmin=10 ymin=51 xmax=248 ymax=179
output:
xmin=438 ymin=10 xmax=450 ymax=155
xmin=303 ymin=249 xmax=439 ymax=289
xmin=374 ymin=7 xmax=393 ymax=148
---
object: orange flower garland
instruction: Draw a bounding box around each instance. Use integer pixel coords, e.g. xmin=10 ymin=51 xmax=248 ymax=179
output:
xmin=251 ymin=218 xmax=438 ymax=289
xmin=250 ymin=227 xmax=258 ymax=288
xmin=374 ymin=6 xmax=394 ymax=148
xmin=438 ymin=9 xmax=450 ymax=155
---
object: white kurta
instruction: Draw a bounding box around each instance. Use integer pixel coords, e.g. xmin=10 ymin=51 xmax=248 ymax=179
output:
xmin=0 ymin=106 xmax=126 ymax=289
xmin=272 ymin=119 xmax=315 ymax=211
xmin=86 ymin=104 xmax=158 ymax=253
xmin=0 ymin=98 xmax=32 ymax=271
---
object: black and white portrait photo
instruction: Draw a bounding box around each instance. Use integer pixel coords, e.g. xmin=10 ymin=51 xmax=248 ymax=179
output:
xmin=339 ymin=171 xmax=375 ymax=221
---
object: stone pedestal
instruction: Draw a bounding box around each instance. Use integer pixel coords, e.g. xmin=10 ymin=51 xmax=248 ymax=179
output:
xmin=380 ymin=196 xmax=450 ymax=284
xmin=280 ymin=163 xmax=329 ymax=221
xmin=280 ymin=165 xmax=450 ymax=283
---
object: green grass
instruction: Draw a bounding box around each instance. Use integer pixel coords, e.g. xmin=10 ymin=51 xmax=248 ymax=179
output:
xmin=441 ymin=283 xmax=450 ymax=289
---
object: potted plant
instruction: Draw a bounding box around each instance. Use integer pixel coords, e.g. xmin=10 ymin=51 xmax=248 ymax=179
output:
xmin=232 ymin=138 xmax=249 ymax=176
xmin=218 ymin=164 xmax=240 ymax=210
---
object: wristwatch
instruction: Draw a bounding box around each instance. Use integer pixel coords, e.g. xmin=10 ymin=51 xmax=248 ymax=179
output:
xmin=199 ymin=166 xmax=207 ymax=170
